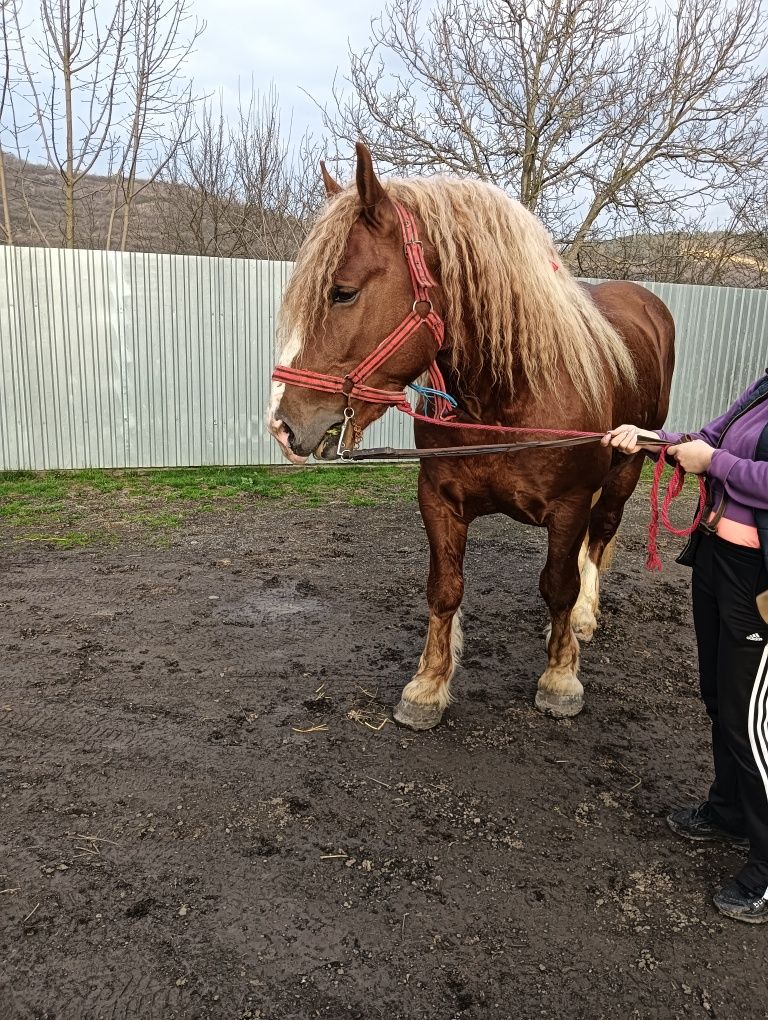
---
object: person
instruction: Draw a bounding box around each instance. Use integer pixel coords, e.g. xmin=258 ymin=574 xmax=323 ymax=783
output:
xmin=603 ymin=370 xmax=768 ymax=923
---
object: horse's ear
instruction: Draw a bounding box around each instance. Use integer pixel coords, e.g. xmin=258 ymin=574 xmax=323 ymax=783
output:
xmin=320 ymin=160 xmax=342 ymax=197
xmin=355 ymin=142 xmax=391 ymax=229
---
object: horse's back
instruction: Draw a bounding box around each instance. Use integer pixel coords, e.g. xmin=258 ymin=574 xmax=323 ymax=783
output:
xmin=583 ymin=280 xmax=675 ymax=427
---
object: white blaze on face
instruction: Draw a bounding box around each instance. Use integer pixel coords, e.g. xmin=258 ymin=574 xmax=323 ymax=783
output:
xmin=267 ymin=329 xmax=301 ymax=428
xmin=267 ymin=329 xmax=306 ymax=463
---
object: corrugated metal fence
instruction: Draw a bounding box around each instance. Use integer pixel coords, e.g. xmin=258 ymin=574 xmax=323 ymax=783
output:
xmin=0 ymin=245 xmax=765 ymax=470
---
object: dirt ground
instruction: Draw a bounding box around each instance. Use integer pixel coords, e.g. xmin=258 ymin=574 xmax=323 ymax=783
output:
xmin=1 ymin=482 xmax=767 ymax=1020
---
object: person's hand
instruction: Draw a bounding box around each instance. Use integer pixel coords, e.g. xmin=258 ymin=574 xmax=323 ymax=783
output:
xmin=601 ymin=424 xmax=661 ymax=454
xmin=667 ymin=439 xmax=714 ymax=474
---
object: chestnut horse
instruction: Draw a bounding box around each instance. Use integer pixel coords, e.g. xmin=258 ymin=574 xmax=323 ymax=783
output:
xmin=268 ymin=144 xmax=675 ymax=728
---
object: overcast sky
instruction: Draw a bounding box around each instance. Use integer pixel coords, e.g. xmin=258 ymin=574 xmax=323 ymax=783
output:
xmin=186 ymin=0 xmax=390 ymax=151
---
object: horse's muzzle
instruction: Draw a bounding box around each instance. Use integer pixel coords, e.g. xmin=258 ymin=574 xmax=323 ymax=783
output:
xmin=269 ymin=409 xmax=347 ymax=463
xmin=313 ymin=423 xmax=345 ymax=461
xmin=268 ymin=417 xmax=309 ymax=464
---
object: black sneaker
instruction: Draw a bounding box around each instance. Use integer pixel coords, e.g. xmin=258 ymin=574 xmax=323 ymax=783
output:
xmin=713 ymin=879 xmax=768 ymax=923
xmin=666 ymin=802 xmax=749 ymax=848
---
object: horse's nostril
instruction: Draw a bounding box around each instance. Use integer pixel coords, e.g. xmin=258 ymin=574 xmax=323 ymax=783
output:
xmin=283 ymin=424 xmax=296 ymax=451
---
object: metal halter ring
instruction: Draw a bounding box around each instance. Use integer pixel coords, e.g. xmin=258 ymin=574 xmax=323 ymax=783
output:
xmin=337 ymin=406 xmax=356 ymax=460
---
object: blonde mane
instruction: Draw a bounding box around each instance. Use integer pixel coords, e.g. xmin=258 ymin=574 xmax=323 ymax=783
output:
xmin=278 ymin=176 xmax=636 ymax=408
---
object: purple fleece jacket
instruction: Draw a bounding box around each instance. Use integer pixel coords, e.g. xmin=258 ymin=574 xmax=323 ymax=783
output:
xmin=655 ymin=377 xmax=768 ymax=527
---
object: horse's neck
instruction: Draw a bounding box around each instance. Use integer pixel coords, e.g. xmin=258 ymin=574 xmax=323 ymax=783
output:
xmin=440 ymin=347 xmax=534 ymax=424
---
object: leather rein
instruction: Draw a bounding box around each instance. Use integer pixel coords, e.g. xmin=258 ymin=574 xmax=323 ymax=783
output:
xmin=271 ymin=200 xmax=644 ymax=462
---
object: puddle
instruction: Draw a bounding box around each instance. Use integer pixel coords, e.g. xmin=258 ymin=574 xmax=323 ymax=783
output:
xmin=216 ymin=582 xmax=322 ymax=626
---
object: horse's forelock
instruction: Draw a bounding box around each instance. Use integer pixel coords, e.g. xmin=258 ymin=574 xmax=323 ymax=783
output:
xmin=277 ymin=189 xmax=362 ymax=357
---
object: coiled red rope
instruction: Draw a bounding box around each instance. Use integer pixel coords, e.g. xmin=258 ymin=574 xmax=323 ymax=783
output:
xmin=646 ymin=446 xmax=708 ymax=571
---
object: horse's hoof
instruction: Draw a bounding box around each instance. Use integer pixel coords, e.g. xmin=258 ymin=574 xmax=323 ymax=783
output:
xmin=393 ymin=698 xmax=444 ymax=731
xmin=534 ymin=688 xmax=584 ymax=718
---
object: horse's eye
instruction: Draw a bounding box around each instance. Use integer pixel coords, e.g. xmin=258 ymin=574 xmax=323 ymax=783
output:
xmin=331 ymin=286 xmax=358 ymax=305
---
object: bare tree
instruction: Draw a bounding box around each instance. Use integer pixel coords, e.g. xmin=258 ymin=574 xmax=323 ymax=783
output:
xmin=106 ymin=0 xmax=204 ymax=251
xmin=228 ymin=84 xmax=325 ymax=259
xmin=325 ymin=0 xmax=768 ymax=275
xmin=0 ymin=0 xmax=15 ymax=243
xmin=713 ymin=176 xmax=768 ymax=287
xmin=157 ymin=85 xmax=325 ymax=260
xmin=154 ymin=96 xmax=236 ymax=255
xmin=12 ymin=0 xmax=129 ymax=247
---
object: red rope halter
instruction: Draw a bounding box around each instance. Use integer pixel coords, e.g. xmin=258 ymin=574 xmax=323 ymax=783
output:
xmin=272 ymin=201 xmax=454 ymax=418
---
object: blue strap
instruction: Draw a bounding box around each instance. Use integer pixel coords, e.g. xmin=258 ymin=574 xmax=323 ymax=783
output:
xmin=408 ymin=383 xmax=458 ymax=408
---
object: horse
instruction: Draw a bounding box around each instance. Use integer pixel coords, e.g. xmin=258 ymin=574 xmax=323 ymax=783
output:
xmin=268 ymin=143 xmax=675 ymax=729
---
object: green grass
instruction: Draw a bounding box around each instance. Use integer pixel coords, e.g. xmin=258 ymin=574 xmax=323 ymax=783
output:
xmin=640 ymin=459 xmax=658 ymax=483
xmin=638 ymin=456 xmax=704 ymax=489
xmin=0 ymin=460 xmax=691 ymax=552
xmin=0 ymin=464 xmax=419 ymax=503
xmin=124 ymin=512 xmax=184 ymax=528
xmin=0 ymin=498 xmax=65 ymax=520
xmin=0 ymin=465 xmax=421 ymax=548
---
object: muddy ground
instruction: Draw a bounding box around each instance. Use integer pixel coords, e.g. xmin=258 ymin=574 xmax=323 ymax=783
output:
xmin=1 ymin=482 xmax=767 ymax=1020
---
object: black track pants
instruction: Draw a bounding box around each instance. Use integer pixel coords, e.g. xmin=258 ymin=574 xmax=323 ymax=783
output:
xmin=692 ymin=533 xmax=768 ymax=893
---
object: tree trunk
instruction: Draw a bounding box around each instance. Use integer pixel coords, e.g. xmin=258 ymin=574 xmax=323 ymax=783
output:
xmin=0 ymin=147 xmax=13 ymax=244
xmin=63 ymin=45 xmax=75 ymax=248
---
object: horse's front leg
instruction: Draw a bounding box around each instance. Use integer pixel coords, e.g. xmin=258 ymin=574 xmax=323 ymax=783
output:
xmin=393 ymin=486 xmax=468 ymax=731
xmin=535 ymin=499 xmax=591 ymax=718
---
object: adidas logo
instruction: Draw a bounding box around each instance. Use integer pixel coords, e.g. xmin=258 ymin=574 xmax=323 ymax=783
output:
xmin=746 ymin=633 xmax=764 ymax=642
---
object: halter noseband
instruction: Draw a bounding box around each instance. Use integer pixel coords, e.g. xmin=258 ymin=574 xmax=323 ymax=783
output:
xmin=271 ymin=201 xmax=453 ymax=420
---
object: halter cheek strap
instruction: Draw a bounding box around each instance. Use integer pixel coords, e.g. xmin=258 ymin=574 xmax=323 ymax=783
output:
xmin=271 ymin=201 xmax=454 ymax=420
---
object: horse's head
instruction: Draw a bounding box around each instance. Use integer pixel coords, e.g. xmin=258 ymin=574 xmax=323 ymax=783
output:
xmin=268 ymin=144 xmax=442 ymax=463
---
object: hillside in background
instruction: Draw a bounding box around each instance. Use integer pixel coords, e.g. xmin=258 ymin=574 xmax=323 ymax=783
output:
xmin=573 ymin=230 xmax=768 ymax=288
xmin=1 ymin=154 xmax=767 ymax=287
xmin=0 ymin=154 xmax=308 ymax=260
xmin=1 ymin=154 xmax=166 ymax=252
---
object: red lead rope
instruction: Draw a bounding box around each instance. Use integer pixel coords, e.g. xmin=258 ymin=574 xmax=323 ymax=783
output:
xmin=646 ymin=447 xmax=708 ymax=570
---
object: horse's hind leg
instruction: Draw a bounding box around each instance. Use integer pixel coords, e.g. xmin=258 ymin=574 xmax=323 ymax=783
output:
xmin=394 ymin=483 xmax=468 ymax=731
xmin=571 ymin=456 xmax=645 ymax=642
